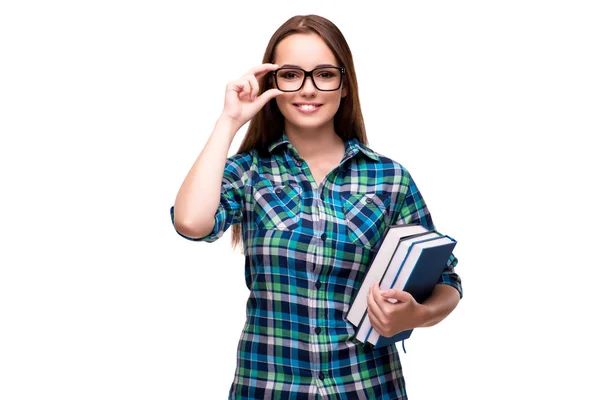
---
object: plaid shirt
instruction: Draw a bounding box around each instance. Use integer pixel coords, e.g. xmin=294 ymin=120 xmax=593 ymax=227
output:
xmin=170 ymin=131 xmax=462 ymax=399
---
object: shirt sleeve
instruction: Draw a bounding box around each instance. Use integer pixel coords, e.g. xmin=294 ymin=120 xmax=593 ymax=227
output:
xmin=169 ymin=152 xmax=251 ymax=243
xmin=392 ymin=168 xmax=463 ymax=299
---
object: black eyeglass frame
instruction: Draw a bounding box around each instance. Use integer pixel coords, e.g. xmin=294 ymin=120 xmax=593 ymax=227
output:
xmin=271 ymin=66 xmax=345 ymax=92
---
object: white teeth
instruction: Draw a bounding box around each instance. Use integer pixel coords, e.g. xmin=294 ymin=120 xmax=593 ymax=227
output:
xmin=298 ymin=104 xmax=318 ymax=110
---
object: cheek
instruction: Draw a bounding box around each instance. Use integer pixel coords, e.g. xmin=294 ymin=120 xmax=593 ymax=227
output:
xmin=275 ymin=93 xmax=296 ymax=106
xmin=275 ymin=95 xmax=294 ymax=116
xmin=324 ymin=95 xmax=343 ymax=113
xmin=324 ymin=92 xmax=342 ymax=104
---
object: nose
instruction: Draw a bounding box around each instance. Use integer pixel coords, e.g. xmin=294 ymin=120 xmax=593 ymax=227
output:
xmin=300 ymin=75 xmax=317 ymax=96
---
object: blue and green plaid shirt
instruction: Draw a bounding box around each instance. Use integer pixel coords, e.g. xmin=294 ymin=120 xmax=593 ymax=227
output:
xmin=170 ymin=131 xmax=462 ymax=399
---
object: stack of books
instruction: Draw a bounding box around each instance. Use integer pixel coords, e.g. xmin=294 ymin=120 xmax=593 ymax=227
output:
xmin=347 ymin=223 xmax=457 ymax=349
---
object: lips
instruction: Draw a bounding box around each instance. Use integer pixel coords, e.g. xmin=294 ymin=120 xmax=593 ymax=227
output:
xmin=293 ymin=104 xmax=322 ymax=114
xmin=294 ymin=103 xmax=322 ymax=111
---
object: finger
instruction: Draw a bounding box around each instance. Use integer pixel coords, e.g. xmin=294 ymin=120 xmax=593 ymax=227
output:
xmin=371 ymin=282 xmax=389 ymax=310
xmin=378 ymin=286 xmax=400 ymax=304
xmin=383 ymin=290 xmax=412 ymax=303
xmin=228 ymin=78 xmax=248 ymax=93
xmin=237 ymin=80 xmax=252 ymax=100
xmin=248 ymin=63 xmax=280 ymax=79
xmin=254 ymin=88 xmax=283 ymax=107
xmin=367 ymin=305 xmax=383 ymax=334
xmin=246 ymin=74 xmax=259 ymax=100
xmin=367 ymin=288 xmax=384 ymax=321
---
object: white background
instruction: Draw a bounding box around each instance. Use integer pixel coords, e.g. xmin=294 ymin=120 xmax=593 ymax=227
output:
xmin=1 ymin=1 xmax=599 ymax=399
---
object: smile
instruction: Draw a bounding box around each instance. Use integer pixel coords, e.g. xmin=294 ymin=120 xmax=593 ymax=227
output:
xmin=294 ymin=104 xmax=322 ymax=113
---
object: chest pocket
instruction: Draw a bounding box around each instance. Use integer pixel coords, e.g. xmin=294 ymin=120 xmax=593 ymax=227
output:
xmin=253 ymin=181 xmax=303 ymax=230
xmin=342 ymin=192 xmax=390 ymax=251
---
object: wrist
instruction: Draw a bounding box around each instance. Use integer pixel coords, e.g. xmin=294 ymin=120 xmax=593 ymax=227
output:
xmin=216 ymin=114 xmax=242 ymax=135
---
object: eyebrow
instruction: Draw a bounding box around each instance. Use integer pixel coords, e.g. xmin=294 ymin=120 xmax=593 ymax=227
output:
xmin=279 ymin=64 xmax=337 ymax=69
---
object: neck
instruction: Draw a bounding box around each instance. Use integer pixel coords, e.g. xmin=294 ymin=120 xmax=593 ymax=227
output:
xmin=284 ymin=122 xmax=345 ymax=161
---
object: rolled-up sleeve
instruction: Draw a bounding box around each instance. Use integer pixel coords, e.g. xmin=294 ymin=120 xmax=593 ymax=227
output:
xmin=392 ymin=168 xmax=463 ymax=299
xmin=170 ymin=152 xmax=251 ymax=243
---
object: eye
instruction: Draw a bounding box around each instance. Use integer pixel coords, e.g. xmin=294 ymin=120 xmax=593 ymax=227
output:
xmin=280 ymin=71 xmax=301 ymax=80
xmin=317 ymin=72 xmax=333 ymax=79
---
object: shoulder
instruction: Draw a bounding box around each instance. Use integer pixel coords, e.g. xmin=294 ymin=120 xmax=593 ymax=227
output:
xmin=222 ymin=150 xmax=258 ymax=182
xmin=356 ymin=143 xmax=426 ymax=213
xmin=226 ymin=150 xmax=255 ymax=166
xmin=357 ymin=141 xmax=413 ymax=183
xmin=226 ymin=147 xmax=272 ymax=168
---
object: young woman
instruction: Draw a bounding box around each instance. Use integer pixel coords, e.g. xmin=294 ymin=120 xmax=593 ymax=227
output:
xmin=170 ymin=14 xmax=462 ymax=400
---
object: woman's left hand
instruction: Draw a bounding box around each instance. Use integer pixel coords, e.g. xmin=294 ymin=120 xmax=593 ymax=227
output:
xmin=367 ymin=282 xmax=430 ymax=337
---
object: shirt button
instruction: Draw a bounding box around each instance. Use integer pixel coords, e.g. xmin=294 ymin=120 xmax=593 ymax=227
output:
xmin=318 ymin=372 xmax=325 ymax=380
xmin=315 ymin=281 xmax=321 ymax=289
xmin=314 ymin=327 xmax=321 ymax=334
xmin=275 ymin=187 xmax=282 ymax=194
xmin=296 ymin=161 xmax=303 ymax=167
xmin=365 ymin=197 xmax=373 ymax=204
xmin=321 ymin=233 xmax=327 ymax=241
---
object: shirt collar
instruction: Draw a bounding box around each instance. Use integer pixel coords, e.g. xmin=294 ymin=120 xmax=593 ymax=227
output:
xmin=267 ymin=130 xmax=380 ymax=163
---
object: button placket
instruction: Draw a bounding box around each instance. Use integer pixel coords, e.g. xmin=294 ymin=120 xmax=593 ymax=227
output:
xmin=307 ymin=174 xmax=329 ymax=380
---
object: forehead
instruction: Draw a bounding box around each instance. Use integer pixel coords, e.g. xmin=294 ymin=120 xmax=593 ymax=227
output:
xmin=274 ymin=33 xmax=338 ymax=68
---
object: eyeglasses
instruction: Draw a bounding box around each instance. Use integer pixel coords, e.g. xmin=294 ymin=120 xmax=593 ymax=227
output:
xmin=272 ymin=66 xmax=345 ymax=92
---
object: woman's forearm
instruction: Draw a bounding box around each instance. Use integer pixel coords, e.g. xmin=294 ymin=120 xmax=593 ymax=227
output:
xmin=418 ymin=284 xmax=461 ymax=328
xmin=172 ymin=115 xmax=241 ymax=238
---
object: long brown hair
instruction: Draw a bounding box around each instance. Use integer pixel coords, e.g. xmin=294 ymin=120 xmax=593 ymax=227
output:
xmin=231 ymin=14 xmax=369 ymax=252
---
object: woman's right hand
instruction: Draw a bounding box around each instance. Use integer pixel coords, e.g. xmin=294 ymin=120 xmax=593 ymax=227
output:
xmin=221 ymin=63 xmax=284 ymax=129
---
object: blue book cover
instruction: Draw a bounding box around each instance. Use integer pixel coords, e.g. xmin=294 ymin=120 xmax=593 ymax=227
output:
xmin=352 ymin=230 xmax=438 ymax=338
xmin=369 ymin=236 xmax=457 ymax=348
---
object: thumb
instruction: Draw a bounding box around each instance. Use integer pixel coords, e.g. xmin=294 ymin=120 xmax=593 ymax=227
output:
xmin=380 ymin=289 xmax=411 ymax=302
xmin=256 ymin=88 xmax=284 ymax=106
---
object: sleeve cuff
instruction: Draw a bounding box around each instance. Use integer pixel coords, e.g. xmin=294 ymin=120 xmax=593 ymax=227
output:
xmin=170 ymin=206 xmax=221 ymax=243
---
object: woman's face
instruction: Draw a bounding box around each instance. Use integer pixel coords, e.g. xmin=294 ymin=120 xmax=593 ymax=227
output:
xmin=272 ymin=33 xmax=347 ymax=132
